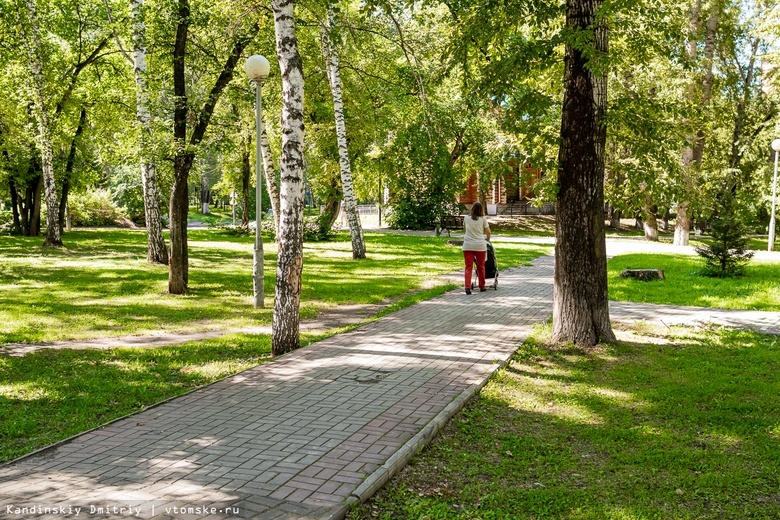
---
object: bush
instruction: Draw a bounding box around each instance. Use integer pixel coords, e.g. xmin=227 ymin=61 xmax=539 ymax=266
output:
xmin=695 ymin=209 xmax=754 ymax=278
xmin=386 ymin=198 xmax=464 ymax=230
xmin=0 ymin=210 xmax=12 ymax=233
xmin=68 ymin=189 xmax=128 ymax=227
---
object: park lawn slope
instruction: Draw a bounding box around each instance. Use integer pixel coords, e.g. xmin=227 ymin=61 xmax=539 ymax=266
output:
xmin=349 ymin=323 xmax=780 ymax=520
xmin=608 ymin=253 xmax=780 ymax=311
xmin=0 ymin=229 xmax=550 ymax=344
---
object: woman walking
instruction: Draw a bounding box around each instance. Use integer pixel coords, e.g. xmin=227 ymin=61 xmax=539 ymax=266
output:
xmin=462 ymin=201 xmax=491 ymax=294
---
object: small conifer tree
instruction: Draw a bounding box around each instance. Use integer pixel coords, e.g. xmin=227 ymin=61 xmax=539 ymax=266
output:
xmin=695 ymin=195 xmax=754 ymax=278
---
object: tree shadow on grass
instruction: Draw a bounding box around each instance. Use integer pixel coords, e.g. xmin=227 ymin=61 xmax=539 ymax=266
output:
xmin=0 ymin=334 xmax=272 ymax=463
xmin=354 ymin=328 xmax=780 ymax=520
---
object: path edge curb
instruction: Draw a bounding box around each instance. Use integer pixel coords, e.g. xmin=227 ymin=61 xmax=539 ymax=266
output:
xmin=325 ymin=345 xmax=523 ymax=520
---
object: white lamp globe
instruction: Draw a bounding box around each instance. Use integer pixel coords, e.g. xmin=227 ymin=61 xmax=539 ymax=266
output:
xmin=772 ymin=139 xmax=780 ymax=152
xmin=245 ymin=55 xmax=270 ymax=81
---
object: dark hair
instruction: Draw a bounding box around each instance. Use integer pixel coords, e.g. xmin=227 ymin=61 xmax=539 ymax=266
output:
xmin=470 ymin=202 xmax=484 ymax=220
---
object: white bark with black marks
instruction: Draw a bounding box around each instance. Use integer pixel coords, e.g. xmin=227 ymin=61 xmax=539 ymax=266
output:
xmin=24 ymin=0 xmax=61 ymax=247
xmin=323 ymin=10 xmax=365 ymax=259
xmin=132 ymin=0 xmax=168 ymax=264
xmin=259 ymin=117 xmax=281 ymax=236
xmin=552 ymin=0 xmax=615 ymax=346
xmin=271 ymin=0 xmax=306 ymax=355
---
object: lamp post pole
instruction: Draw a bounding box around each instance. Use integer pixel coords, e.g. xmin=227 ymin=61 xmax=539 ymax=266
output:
xmin=245 ymin=55 xmax=271 ymax=308
xmin=769 ymin=139 xmax=780 ymax=252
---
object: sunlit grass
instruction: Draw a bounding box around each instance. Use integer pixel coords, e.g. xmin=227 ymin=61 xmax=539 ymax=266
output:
xmin=0 ymin=228 xmax=549 ymax=343
xmin=0 ymin=333 xmax=272 ymax=462
xmin=349 ymin=324 xmax=780 ymax=519
xmin=608 ymin=254 xmax=780 ymax=311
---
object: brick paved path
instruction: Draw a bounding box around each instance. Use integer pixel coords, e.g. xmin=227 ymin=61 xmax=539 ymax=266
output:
xmin=0 ymin=257 xmax=555 ymax=520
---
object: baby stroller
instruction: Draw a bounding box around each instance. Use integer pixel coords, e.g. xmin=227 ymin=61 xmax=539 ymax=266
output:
xmin=471 ymin=241 xmax=498 ymax=290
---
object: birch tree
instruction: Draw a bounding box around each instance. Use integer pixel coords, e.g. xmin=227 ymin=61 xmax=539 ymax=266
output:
xmin=322 ymin=7 xmax=365 ymax=259
xmin=259 ymin=115 xmax=281 ymax=236
xmin=131 ymin=0 xmax=167 ymax=264
xmin=552 ymin=0 xmax=615 ymax=346
xmin=271 ymin=0 xmax=306 ymax=355
xmin=23 ymin=0 xmax=61 ymax=247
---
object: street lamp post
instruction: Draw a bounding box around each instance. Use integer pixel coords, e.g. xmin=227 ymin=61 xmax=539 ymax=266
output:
xmin=245 ymin=54 xmax=271 ymax=308
xmin=769 ymin=139 xmax=780 ymax=252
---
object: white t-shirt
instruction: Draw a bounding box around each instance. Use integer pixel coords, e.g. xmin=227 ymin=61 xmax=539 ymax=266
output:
xmin=462 ymin=216 xmax=489 ymax=252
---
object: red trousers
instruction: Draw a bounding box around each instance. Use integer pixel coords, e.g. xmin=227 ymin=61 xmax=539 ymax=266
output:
xmin=463 ymin=250 xmax=487 ymax=290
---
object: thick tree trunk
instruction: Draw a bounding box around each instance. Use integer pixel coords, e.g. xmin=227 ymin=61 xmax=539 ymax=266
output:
xmin=168 ymin=0 xmax=254 ymax=293
xmin=169 ymin=154 xmax=192 ymax=294
xmin=271 ymin=0 xmax=306 ymax=355
xmin=552 ymin=0 xmax=615 ymax=346
xmin=132 ymin=0 xmax=168 ymax=265
xmin=323 ymin=12 xmax=365 ymax=259
xmin=259 ymin=117 xmax=281 ymax=237
xmin=24 ymin=0 xmax=61 ymax=247
xmin=610 ymin=208 xmax=621 ymax=229
xmin=642 ymin=201 xmax=659 ymax=241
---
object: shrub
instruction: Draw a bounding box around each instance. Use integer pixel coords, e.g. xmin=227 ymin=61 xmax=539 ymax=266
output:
xmin=68 ymin=189 xmax=128 ymax=227
xmin=0 ymin=210 xmax=12 ymax=233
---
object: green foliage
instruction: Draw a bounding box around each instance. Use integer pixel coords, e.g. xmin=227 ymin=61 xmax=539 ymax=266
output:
xmin=0 ymin=210 xmax=12 ymax=233
xmin=695 ymin=210 xmax=755 ymax=278
xmin=108 ymin=166 xmax=146 ymax=224
xmin=382 ymin=116 xmax=465 ymax=230
xmin=67 ymin=189 xmax=128 ymax=227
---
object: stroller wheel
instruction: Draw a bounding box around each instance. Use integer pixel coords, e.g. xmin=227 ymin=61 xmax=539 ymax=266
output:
xmin=494 ymin=272 xmax=499 ymax=289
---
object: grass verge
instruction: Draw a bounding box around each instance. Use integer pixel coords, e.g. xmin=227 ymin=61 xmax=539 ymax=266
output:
xmin=0 ymin=229 xmax=550 ymax=344
xmin=608 ymin=254 xmax=780 ymax=311
xmin=0 ymin=333 xmax=271 ymax=463
xmin=349 ymin=323 xmax=780 ymax=520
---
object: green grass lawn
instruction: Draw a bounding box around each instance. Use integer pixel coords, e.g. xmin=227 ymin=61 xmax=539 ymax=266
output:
xmin=0 ymin=334 xmax=272 ymax=462
xmin=349 ymin=323 xmax=780 ymax=520
xmin=0 ymin=228 xmax=550 ymax=344
xmin=608 ymin=254 xmax=780 ymax=311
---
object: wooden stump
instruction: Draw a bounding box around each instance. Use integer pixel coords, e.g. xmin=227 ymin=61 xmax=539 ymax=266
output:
xmin=620 ymin=269 xmax=665 ymax=281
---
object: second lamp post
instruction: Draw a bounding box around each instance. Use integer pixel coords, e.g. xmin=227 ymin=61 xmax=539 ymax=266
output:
xmin=245 ymin=54 xmax=271 ymax=308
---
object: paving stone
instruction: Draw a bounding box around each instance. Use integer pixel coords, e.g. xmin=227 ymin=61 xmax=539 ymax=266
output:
xmin=0 ymin=258 xmax=559 ymax=519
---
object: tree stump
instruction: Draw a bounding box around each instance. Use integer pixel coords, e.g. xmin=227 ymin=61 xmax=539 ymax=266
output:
xmin=620 ymin=269 xmax=665 ymax=281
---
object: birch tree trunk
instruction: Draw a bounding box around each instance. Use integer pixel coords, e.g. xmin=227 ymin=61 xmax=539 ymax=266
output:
xmin=132 ymin=0 xmax=168 ymax=265
xmin=259 ymin=116 xmax=281 ymax=236
xmin=271 ymin=0 xmax=306 ymax=355
xmin=24 ymin=0 xmax=61 ymax=247
xmin=552 ymin=0 xmax=615 ymax=346
xmin=323 ymin=11 xmax=366 ymax=259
